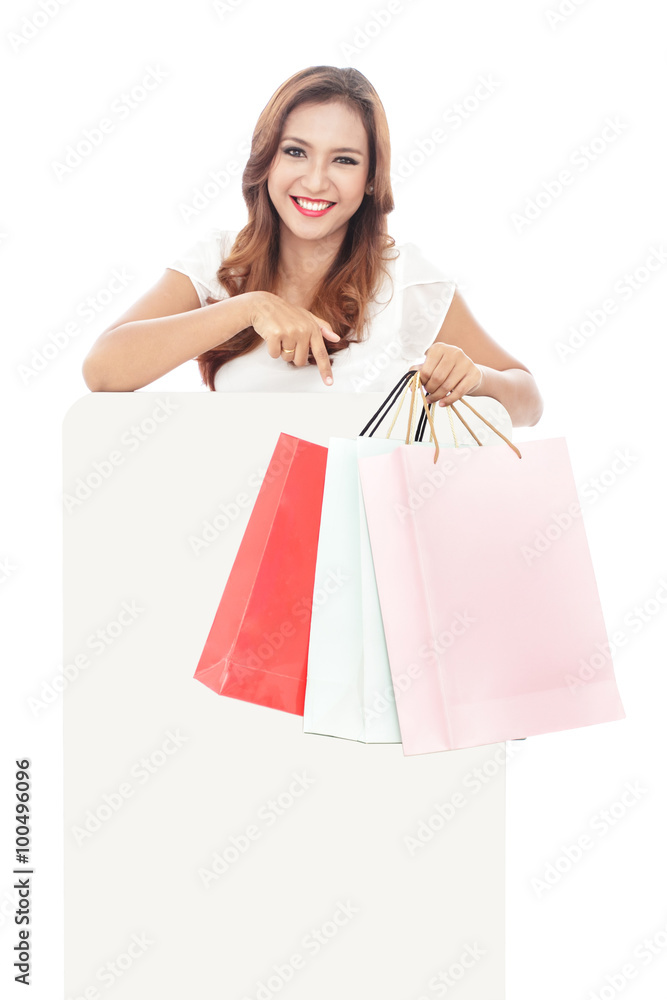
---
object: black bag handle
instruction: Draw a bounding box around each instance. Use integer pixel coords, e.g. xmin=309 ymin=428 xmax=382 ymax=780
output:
xmin=358 ymin=369 xmax=416 ymax=437
xmin=414 ymin=399 xmax=433 ymax=442
xmin=359 ymin=368 xmax=522 ymax=458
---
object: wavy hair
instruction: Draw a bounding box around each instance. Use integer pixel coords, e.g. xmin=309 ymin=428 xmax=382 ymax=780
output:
xmin=197 ymin=65 xmax=397 ymax=389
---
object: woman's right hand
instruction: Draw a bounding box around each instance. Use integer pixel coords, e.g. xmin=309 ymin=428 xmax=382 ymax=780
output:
xmin=247 ymin=291 xmax=340 ymax=385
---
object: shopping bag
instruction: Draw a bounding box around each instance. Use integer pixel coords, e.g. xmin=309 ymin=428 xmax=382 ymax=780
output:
xmin=194 ymin=432 xmax=328 ymax=716
xmin=358 ymin=382 xmax=626 ymax=755
xmin=303 ymin=371 xmax=512 ymax=744
xmin=303 ymin=371 xmax=430 ymax=744
xmin=302 ymin=435 xmax=403 ymax=743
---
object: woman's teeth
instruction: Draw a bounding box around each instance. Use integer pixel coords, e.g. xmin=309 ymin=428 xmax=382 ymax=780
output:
xmin=294 ymin=197 xmax=334 ymax=211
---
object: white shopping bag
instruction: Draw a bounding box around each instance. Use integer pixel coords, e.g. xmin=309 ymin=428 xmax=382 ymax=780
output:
xmin=303 ymin=436 xmax=403 ymax=743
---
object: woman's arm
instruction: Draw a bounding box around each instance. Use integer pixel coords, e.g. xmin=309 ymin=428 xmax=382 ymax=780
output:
xmin=417 ymin=289 xmax=544 ymax=427
xmin=465 ymin=365 xmax=542 ymax=428
xmin=82 ymin=268 xmax=257 ymax=391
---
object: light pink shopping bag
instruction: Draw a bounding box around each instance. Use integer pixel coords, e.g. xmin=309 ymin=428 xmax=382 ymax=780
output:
xmin=358 ymin=435 xmax=626 ymax=755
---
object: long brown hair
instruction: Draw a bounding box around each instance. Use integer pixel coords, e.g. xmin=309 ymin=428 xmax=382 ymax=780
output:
xmin=197 ymin=65 xmax=397 ymax=389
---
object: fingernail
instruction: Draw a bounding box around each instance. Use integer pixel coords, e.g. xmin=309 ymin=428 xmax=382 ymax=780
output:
xmin=325 ymin=376 xmax=333 ymax=385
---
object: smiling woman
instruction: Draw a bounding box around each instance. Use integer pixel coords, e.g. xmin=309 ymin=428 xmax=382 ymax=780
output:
xmin=81 ymin=65 xmax=543 ymax=426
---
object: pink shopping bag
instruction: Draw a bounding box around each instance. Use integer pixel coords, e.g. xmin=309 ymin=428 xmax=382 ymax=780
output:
xmin=358 ymin=408 xmax=626 ymax=755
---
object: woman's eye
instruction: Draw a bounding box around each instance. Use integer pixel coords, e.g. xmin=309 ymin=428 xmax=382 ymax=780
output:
xmin=281 ymin=147 xmax=358 ymax=165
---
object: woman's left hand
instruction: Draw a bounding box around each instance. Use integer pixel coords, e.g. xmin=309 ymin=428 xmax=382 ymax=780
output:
xmin=415 ymin=342 xmax=483 ymax=406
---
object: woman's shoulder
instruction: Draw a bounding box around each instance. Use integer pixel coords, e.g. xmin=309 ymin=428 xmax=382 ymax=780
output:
xmin=390 ymin=239 xmax=456 ymax=291
xmin=207 ymin=227 xmax=241 ymax=250
xmin=170 ymin=227 xmax=239 ymax=268
xmin=167 ymin=227 xmax=241 ymax=307
xmin=384 ymin=240 xmax=458 ymax=363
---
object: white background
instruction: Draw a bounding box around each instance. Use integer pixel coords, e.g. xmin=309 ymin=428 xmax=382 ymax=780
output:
xmin=1 ymin=0 xmax=666 ymax=997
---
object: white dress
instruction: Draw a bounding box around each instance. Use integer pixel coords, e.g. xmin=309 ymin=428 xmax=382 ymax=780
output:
xmin=167 ymin=228 xmax=457 ymax=394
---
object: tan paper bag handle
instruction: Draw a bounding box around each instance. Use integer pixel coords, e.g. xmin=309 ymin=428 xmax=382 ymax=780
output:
xmin=391 ymin=372 xmax=522 ymax=463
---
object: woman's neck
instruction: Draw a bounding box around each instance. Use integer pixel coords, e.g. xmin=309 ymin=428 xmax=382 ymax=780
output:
xmin=275 ymin=223 xmax=346 ymax=301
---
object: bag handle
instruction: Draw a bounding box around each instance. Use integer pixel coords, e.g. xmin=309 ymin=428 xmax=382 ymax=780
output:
xmin=414 ymin=382 xmax=522 ymax=459
xmin=359 ymin=368 xmax=521 ymax=462
xmin=358 ymin=370 xmax=440 ymax=460
xmin=359 ymin=370 xmax=416 ymax=438
xmin=403 ymin=372 xmax=440 ymax=456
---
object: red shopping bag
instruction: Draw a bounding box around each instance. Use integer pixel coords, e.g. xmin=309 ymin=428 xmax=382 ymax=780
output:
xmin=194 ymin=432 xmax=328 ymax=715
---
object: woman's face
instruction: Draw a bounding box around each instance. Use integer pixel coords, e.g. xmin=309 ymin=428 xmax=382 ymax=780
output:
xmin=267 ymin=100 xmax=370 ymax=246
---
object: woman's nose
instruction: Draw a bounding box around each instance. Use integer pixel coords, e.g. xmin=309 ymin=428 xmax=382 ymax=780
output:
xmin=301 ymin=161 xmax=329 ymax=194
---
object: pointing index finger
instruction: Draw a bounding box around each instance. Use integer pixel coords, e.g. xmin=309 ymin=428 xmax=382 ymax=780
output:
xmin=312 ymin=327 xmax=334 ymax=386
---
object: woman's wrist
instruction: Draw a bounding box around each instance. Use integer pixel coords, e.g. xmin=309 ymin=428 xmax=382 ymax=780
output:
xmin=465 ymin=365 xmax=543 ymax=427
xmin=466 ymin=364 xmax=487 ymax=396
xmin=233 ymin=290 xmax=264 ymax=330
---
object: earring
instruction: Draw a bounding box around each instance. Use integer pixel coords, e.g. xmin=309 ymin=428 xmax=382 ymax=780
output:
xmin=367 ymin=184 xmax=374 ymax=194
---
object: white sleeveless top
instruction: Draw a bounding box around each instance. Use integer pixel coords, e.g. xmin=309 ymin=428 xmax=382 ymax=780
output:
xmin=167 ymin=228 xmax=457 ymax=393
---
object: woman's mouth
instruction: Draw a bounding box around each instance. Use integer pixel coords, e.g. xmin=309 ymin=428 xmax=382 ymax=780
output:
xmin=290 ymin=195 xmax=336 ymax=217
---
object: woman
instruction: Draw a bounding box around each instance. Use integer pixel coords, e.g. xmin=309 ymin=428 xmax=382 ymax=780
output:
xmin=82 ymin=65 xmax=543 ymax=428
